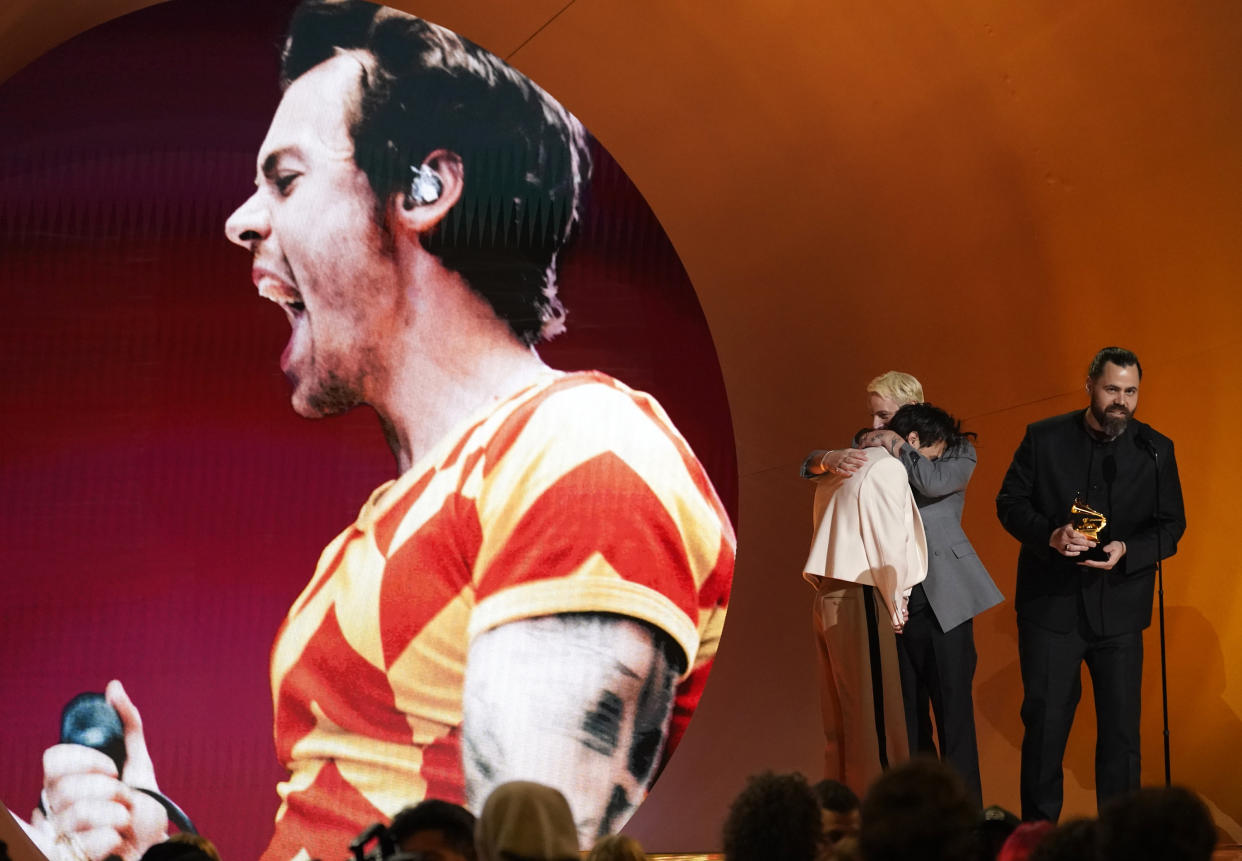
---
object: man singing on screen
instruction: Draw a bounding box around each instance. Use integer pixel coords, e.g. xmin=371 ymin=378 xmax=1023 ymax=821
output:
xmin=25 ymin=3 xmax=733 ymax=859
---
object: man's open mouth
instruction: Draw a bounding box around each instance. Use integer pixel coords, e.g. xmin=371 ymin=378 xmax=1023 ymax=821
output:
xmin=256 ymin=272 xmax=306 ymax=316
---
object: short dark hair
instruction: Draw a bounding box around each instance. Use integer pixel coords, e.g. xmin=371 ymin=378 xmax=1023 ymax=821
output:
xmin=1097 ymin=786 xmax=1216 ymax=861
xmin=859 ymin=758 xmax=977 ymax=861
xmin=1027 ymin=818 xmax=1096 ymax=861
xmin=1088 ymin=346 xmax=1142 ymax=380
xmin=722 ymin=771 xmax=823 ymax=861
xmin=280 ymin=0 xmax=591 ymax=345
xmin=888 ymin=403 xmax=976 ymax=451
xmin=812 ymin=779 xmax=860 ymax=814
xmin=388 ymin=798 xmax=477 ymax=860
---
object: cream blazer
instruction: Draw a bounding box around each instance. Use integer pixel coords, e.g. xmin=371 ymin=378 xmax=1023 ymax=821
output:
xmin=803 ymin=447 xmax=929 ymax=628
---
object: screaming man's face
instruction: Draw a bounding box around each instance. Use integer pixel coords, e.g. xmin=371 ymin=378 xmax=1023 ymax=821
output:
xmin=225 ymin=53 xmax=405 ymax=418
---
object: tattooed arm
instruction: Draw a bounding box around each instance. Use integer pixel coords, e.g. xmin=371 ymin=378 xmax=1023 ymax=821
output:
xmin=462 ymin=613 xmax=684 ymax=847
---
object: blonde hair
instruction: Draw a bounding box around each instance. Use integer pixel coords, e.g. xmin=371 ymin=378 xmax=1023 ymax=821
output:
xmin=586 ymin=834 xmax=649 ymax=861
xmin=866 ymin=371 xmax=923 ymax=405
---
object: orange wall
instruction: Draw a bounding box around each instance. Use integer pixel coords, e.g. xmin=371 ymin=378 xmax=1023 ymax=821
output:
xmin=5 ymin=0 xmax=1241 ymax=848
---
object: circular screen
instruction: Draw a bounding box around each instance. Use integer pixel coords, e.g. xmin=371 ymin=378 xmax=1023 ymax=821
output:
xmin=0 ymin=2 xmax=736 ymax=859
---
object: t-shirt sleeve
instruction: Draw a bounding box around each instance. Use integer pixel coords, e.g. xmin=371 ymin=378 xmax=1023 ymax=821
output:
xmin=463 ymin=378 xmax=734 ymax=677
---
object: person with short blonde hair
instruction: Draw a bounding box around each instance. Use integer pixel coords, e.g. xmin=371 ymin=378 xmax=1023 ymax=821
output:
xmin=867 ymin=371 xmax=924 ymax=405
xmin=866 ymin=372 xmax=924 ymax=430
xmin=803 ymin=371 xmax=925 ymax=481
xmin=798 ymin=371 xmax=928 ymax=796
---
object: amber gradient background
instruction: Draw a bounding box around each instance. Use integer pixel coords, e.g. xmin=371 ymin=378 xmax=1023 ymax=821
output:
xmin=4 ymin=0 xmax=1242 ymax=852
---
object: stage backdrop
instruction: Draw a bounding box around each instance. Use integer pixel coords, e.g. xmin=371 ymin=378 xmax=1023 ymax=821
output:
xmin=5 ymin=0 xmax=1242 ymax=851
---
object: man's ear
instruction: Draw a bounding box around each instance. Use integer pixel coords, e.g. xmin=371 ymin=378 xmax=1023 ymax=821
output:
xmin=905 ymin=432 xmax=921 ymax=449
xmin=390 ymin=149 xmax=464 ymax=235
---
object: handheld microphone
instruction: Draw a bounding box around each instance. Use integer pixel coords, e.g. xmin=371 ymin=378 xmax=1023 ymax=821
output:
xmin=60 ymin=692 xmax=126 ymax=776
xmin=47 ymin=692 xmax=198 ymax=834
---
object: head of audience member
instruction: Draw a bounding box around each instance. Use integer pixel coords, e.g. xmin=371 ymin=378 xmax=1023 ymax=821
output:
xmin=975 ymin=805 xmax=1022 ymax=861
xmin=866 ymin=371 xmax=924 ymax=429
xmin=888 ymin=402 xmax=975 ymax=460
xmin=810 ymin=779 xmax=861 ymax=848
xmin=995 ymin=820 xmax=1053 ymax=861
xmin=1026 ymin=818 xmax=1097 ymax=861
xmin=721 ymin=771 xmax=823 ymax=861
xmin=138 ymin=834 xmax=221 ymax=861
xmin=1084 ymin=346 xmax=1142 ymax=440
xmin=475 ymin=781 xmax=579 ymax=861
xmin=1097 ymin=786 xmax=1216 ymax=861
xmin=389 ymin=799 xmax=478 ymax=861
xmin=859 ymin=758 xmax=977 ymax=861
xmin=823 ymin=835 xmax=859 ymax=861
xmin=585 ymin=833 xmax=648 ymax=861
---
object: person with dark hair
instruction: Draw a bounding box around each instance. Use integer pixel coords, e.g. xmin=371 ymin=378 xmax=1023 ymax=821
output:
xmin=811 ymin=780 xmax=861 ymax=848
xmin=388 ymin=799 xmax=477 ymax=861
xmin=274 ymin=0 xmax=589 ymax=347
xmin=1025 ymin=818 xmax=1097 ymax=861
xmin=1096 ymin=786 xmax=1216 ymax=861
xmin=859 ymin=758 xmax=977 ymax=861
xmin=997 ymin=347 xmax=1185 ymax=821
xmin=138 ymin=835 xmax=220 ymax=861
xmin=720 ymin=772 xmax=823 ymax=861
xmin=29 ymin=3 xmax=734 ymax=860
xmin=858 ymin=403 xmax=1003 ymax=808
xmin=975 ymin=805 xmax=1022 ymax=861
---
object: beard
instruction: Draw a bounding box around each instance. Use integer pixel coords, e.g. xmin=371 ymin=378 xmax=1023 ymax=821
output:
xmin=1091 ymin=402 xmax=1132 ymax=439
xmin=291 ymin=364 xmax=365 ymax=419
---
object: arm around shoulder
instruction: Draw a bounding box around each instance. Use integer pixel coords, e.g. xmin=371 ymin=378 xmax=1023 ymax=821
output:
xmin=899 ymin=439 xmax=977 ymax=498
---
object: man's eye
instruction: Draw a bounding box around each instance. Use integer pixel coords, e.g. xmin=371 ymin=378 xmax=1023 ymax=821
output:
xmin=274 ymin=173 xmax=299 ymax=194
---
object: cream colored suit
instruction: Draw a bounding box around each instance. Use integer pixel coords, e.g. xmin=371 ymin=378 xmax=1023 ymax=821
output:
xmin=803 ymin=448 xmax=928 ymax=793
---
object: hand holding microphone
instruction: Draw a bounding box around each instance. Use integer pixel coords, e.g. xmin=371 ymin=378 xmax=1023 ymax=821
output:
xmin=31 ymin=681 xmax=170 ymax=861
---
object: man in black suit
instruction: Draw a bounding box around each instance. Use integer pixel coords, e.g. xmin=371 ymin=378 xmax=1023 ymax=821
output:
xmin=996 ymin=346 xmax=1186 ymax=821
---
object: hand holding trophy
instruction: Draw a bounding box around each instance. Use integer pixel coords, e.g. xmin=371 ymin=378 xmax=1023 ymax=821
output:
xmin=1070 ymin=495 xmax=1109 ymax=563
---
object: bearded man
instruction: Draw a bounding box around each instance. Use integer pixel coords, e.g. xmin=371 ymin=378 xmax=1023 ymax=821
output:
xmin=996 ymin=346 xmax=1185 ymax=821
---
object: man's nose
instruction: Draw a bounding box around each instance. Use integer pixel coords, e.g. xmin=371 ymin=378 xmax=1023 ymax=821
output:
xmin=225 ymin=192 xmax=269 ymax=249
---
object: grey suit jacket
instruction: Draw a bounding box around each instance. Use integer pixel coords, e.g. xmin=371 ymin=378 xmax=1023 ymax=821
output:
xmin=894 ymin=440 xmax=1004 ymax=632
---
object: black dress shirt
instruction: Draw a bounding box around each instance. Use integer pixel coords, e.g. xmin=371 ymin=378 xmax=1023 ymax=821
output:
xmin=996 ymin=410 xmax=1186 ymax=636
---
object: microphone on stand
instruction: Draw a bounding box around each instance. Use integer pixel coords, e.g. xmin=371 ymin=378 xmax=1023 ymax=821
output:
xmin=1134 ymin=428 xmax=1172 ymax=786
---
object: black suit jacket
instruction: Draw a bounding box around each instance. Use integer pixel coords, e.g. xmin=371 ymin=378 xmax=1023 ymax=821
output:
xmin=995 ymin=410 xmax=1186 ymax=636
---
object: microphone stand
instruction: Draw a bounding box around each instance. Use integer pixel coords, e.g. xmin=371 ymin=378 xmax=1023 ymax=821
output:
xmin=1139 ymin=434 xmax=1171 ymax=785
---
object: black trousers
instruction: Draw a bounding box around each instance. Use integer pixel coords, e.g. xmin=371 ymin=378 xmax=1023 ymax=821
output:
xmin=895 ymin=594 xmax=983 ymax=809
xmin=1017 ymin=618 xmax=1142 ymax=821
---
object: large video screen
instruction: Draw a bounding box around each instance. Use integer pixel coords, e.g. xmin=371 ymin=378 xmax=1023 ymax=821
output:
xmin=0 ymin=2 xmax=737 ymax=859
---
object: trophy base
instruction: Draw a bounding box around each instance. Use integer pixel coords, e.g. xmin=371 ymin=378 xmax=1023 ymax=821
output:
xmin=1080 ymin=544 xmax=1109 ymax=562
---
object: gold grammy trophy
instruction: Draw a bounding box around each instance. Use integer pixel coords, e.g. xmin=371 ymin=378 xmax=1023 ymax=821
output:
xmin=1070 ymin=495 xmax=1108 ymax=562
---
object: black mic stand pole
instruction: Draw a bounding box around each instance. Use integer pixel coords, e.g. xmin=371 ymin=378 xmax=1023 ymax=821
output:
xmin=1142 ymin=436 xmax=1171 ymax=786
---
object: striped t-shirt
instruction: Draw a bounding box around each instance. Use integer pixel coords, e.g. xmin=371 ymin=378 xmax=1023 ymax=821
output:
xmin=260 ymin=371 xmax=734 ymax=861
